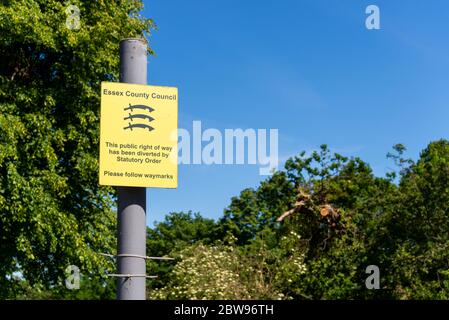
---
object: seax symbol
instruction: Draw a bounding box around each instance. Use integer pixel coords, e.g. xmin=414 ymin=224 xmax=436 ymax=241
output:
xmin=123 ymin=103 xmax=155 ymax=132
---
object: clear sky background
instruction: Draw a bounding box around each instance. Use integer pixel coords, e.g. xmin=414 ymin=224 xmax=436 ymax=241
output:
xmin=141 ymin=0 xmax=449 ymax=226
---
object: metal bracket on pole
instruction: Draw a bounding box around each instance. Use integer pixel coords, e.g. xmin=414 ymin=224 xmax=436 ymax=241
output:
xmin=99 ymin=251 xmax=173 ymax=281
xmin=107 ymin=274 xmax=158 ymax=279
xmin=99 ymin=253 xmax=175 ymax=261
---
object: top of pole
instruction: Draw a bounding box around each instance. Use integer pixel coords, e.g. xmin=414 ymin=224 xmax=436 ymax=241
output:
xmin=119 ymin=38 xmax=148 ymax=85
xmin=119 ymin=37 xmax=148 ymax=45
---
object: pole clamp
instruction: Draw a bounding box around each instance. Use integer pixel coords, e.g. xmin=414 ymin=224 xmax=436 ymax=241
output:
xmin=99 ymin=252 xmax=174 ymax=260
xmin=106 ymin=273 xmax=157 ymax=279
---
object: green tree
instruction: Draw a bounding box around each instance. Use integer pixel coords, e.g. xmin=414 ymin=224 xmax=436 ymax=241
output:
xmin=147 ymin=211 xmax=217 ymax=257
xmin=148 ymin=142 xmax=449 ymax=300
xmin=218 ymin=145 xmax=397 ymax=299
xmin=217 ymin=171 xmax=296 ymax=246
xmin=280 ymin=145 xmax=392 ymax=299
xmin=382 ymin=140 xmax=449 ymax=299
xmin=0 ymin=0 xmax=154 ymax=298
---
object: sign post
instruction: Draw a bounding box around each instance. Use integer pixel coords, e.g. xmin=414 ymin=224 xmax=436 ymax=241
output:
xmin=99 ymin=38 xmax=178 ymax=300
xmin=117 ymin=38 xmax=147 ymax=300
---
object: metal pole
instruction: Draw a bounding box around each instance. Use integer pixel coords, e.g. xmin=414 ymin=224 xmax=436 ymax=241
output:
xmin=117 ymin=38 xmax=147 ymax=300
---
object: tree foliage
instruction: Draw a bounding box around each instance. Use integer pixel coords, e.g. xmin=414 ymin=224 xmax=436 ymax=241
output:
xmin=150 ymin=141 xmax=449 ymax=300
xmin=0 ymin=0 xmax=154 ymax=298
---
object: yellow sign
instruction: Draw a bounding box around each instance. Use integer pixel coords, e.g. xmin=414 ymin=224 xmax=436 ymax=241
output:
xmin=99 ymin=82 xmax=178 ymax=188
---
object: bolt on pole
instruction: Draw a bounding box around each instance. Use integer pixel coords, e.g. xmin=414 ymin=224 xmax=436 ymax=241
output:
xmin=117 ymin=38 xmax=148 ymax=300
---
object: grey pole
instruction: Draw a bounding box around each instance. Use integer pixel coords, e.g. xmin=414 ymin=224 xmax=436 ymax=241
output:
xmin=117 ymin=38 xmax=148 ymax=300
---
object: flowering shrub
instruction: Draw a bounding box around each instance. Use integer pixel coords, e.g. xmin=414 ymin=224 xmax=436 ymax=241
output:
xmin=149 ymin=233 xmax=308 ymax=300
xmin=150 ymin=244 xmax=250 ymax=299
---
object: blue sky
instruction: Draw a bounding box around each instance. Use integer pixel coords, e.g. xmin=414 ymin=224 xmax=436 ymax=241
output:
xmin=141 ymin=0 xmax=449 ymax=226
